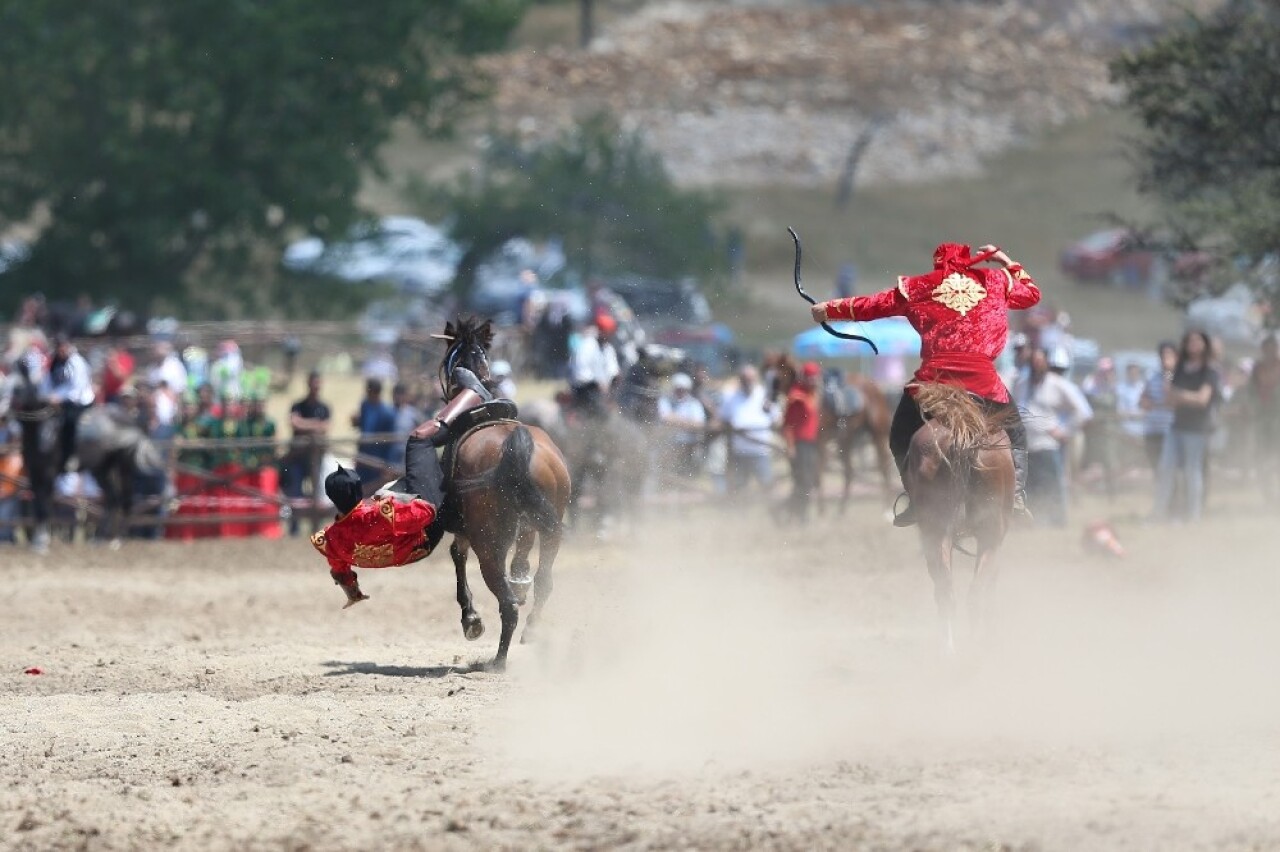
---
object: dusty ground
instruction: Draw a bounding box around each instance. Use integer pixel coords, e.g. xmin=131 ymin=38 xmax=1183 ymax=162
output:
xmin=4 ymin=490 xmax=1280 ymax=851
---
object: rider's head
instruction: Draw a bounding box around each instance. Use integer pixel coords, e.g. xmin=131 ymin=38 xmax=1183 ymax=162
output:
xmin=932 ymin=243 xmax=972 ymax=273
xmin=324 ymin=466 xmax=363 ymax=516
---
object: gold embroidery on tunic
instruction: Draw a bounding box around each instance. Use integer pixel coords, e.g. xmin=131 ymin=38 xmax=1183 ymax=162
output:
xmin=896 ymin=276 xmax=910 ymax=299
xmin=378 ymin=498 xmax=396 ymax=521
xmin=932 ymin=272 xmax=987 ymax=316
xmin=310 ymin=531 xmax=327 ymax=554
xmin=351 ymin=542 xmax=397 ymax=568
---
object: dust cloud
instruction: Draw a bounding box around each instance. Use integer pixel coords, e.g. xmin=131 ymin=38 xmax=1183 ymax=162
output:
xmin=487 ymin=509 xmax=1280 ymax=781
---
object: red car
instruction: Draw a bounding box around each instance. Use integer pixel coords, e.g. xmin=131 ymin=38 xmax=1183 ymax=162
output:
xmin=1059 ymin=228 xmax=1210 ymax=287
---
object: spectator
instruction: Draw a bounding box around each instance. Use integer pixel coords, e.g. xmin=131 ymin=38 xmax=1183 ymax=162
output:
xmin=719 ymin=365 xmax=775 ymax=495
xmin=45 ymin=334 xmax=95 ymax=472
xmin=693 ymin=364 xmax=728 ymax=494
xmin=101 ymin=344 xmax=135 ymax=404
xmin=658 ymin=372 xmax=706 ymax=479
xmin=1082 ymin=357 xmax=1121 ymax=495
xmin=1013 ymin=348 xmax=1093 ymax=526
xmin=282 ymin=371 xmax=331 ymax=535
xmin=1139 ymin=341 xmax=1178 ymax=474
xmin=1153 ymin=331 xmax=1220 ymax=523
xmin=149 ymin=341 xmax=188 ymax=399
xmin=568 ymin=319 xmax=618 ymax=415
xmin=352 ymin=377 xmax=396 ymax=486
xmin=0 ymin=423 xmax=20 ymax=544
xmin=1250 ymin=334 xmax=1280 ymax=499
xmin=235 ymin=393 xmax=272 ymax=465
xmin=782 ymin=362 xmax=822 ymax=522
xmin=1116 ymin=361 xmax=1148 ymax=445
xmin=490 ymin=360 xmax=517 ymax=401
xmin=835 ymin=262 xmax=858 ymax=299
xmin=388 ymin=383 xmax=422 ymax=471
xmin=210 ymin=340 xmax=244 ymax=402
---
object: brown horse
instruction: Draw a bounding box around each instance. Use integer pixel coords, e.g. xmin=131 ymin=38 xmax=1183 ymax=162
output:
xmin=904 ymin=383 xmax=1014 ymax=655
xmin=439 ymin=318 xmax=572 ymax=670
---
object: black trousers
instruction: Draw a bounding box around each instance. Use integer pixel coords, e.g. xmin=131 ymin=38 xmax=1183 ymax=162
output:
xmin=888 ymin=392 xmax=1026 ymax=475
xmin=404 ymin=436 xmax=446 ymax=506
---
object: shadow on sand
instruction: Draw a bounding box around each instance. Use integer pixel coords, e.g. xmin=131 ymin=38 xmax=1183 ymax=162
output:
xmin=320 ymin=660 xmax=488 ymax=679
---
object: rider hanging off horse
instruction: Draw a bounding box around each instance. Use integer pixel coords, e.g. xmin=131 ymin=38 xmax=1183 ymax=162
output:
xmin=310 ymin=344 xmax=515 ymax=607
xmin=808 ymin=242 xmax=1041 ymax=526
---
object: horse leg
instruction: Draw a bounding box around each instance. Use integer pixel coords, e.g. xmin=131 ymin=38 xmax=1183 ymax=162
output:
xmin=969 ymin=542 xmax=1001 ymax=649
xmin=508 ymin=523 xmax=536 ymax=606
xmin=521 ymin=523 xmax=562 ymax=645
xmin=116 ymin=456 xmax=135 ymax=549
xmin=450 ymin=537 xmax=484 ymax=642
xmin=839 ymin=428 xmax=855 ymax=515
xmin=922 ymin=529 xmax=957 ymax=656
xmin=475 ymin=539 xmax=519 ymax=671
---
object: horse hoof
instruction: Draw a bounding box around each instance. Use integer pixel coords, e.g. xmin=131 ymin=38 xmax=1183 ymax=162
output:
xmin=486 ymin=657 xmax=507 ymax=673
xmin=509 ymin=575 xmax=533 ymax=606
xmin=462 ymin=617 xmax=485 ymax=642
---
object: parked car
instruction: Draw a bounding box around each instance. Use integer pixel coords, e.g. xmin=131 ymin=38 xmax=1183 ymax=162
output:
xmin=603 ymin=275 xmax=712 ymax=328
xmin=282 ymin=216 xmax=461 ymax=294
xmin=465 ymin=237 xmax=569 ymax=325
xmin=1186 ymin=283 xmax=1266 ymax=344
xmin=0 ymin=239 xmax=30 ymax=274
xmin=650 ymin=323 xmax=741 ymax=376
xmin=1059 ymin=228 xmax=1210 ymax=288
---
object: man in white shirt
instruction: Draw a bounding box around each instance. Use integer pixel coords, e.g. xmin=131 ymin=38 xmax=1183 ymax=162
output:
xmin=718 ymin=365 xmax=776 ymax=493
xmin=658 ymin=372 xmax=707 ymax=478
xmin=45 ymin=335 xmax=96 ymax=471
xmin=1012 ymin=347 xmax=1093 ymax=527
xmin=568 ymin=321 xmax=619 ymax=415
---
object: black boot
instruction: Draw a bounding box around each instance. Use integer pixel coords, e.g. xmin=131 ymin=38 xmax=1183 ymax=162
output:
xmin=452 ymin=367 xmax=494 ymax=402
xmin=413 ymin=388 xmax=486 ymax=447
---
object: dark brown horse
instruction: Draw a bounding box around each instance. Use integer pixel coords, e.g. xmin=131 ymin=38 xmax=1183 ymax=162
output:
xmin=904 ymin=383 xmax=1014 ymax=655
xmin=438 ymin=318 xmax=572 ymax=670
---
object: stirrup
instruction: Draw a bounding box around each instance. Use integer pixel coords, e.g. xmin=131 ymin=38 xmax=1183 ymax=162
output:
xmin=892 ymin=492 xmax=917 ymax=528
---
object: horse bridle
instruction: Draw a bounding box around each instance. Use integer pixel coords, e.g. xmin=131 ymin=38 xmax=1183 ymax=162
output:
xmin=439 ymin=340 xmax=491 ymax=399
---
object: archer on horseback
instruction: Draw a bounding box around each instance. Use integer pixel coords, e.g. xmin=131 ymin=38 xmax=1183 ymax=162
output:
xmin=311 ymin=359 xmax=515 ymax=608
xmin=809 ymin=242 xmax=1040 ymax=527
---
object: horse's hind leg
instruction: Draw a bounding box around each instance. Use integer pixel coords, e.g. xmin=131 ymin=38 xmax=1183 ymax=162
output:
xmin=521 ymin=523 xmax=562 ymax=645
xmin=475 ymin=539 xmax=519 ymax=671
xmin=509 ymin=523 xmax=536 ymax=606
xmin=969 ymin=533 xmax=1004 ymax=648
xmin=450 ymin=537 xmax=484 ymax=642
xmin=922 ymin=530 xmax=957 ymax=656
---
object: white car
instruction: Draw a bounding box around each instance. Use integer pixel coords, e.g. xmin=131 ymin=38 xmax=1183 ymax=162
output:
xmin=283 ymin=216 xmax=461 ymax=295
xmin=1186 ymin=282 xmax=1264 ymax=344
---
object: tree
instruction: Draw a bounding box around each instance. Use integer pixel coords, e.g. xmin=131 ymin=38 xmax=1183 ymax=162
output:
xmin=0 ymin=0 xmax=527 ymax=315
xmin=1111 ymin=0 xmax=1280 ymax=314
xmin=422 ymin=113 xmax=724 ymax=293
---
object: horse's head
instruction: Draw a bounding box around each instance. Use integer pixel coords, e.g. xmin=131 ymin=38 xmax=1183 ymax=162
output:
xmin=437 ymin=317 xmax=495 ymax=398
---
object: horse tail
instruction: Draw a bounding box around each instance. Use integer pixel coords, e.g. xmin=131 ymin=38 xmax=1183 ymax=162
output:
xmin=495 ymin=424 xmax=562 ymax=534
xmin=913 ymin=383 xmax=1008 ymax=466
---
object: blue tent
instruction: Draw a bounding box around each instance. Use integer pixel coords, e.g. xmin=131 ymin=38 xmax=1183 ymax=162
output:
xmin=792 ymin=317 xmax=920 ymax=359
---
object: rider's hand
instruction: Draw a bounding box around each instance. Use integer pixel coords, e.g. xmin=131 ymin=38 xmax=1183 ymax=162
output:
xmin=810 ymin=302 xmax=829 ymax=324
xmin=977 ymin=244 xmax=1013 ymax=267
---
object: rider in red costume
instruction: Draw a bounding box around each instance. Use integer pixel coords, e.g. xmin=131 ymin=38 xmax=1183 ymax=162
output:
xmin=810 ymin=243 xmax=1040 ymax=526
xmin=312 ymin=366 xmax=512 ymax=606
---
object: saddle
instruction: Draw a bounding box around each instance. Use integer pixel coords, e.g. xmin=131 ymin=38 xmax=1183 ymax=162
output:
xmin=446 ymin=398 xmax=519 ymax=443
xmin=823 ymin=382 xmax=865 ymax=420
xmin=437 ymin=405 xmax=521 ymax=535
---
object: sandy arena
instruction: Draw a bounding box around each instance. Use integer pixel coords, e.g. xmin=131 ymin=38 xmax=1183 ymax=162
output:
xmin=4 ymin=495 xmax=1280 ymax=851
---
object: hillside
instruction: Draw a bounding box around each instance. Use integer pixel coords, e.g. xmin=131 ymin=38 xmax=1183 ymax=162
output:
xmin=481 ymin=0 xmax=1213 ymax=188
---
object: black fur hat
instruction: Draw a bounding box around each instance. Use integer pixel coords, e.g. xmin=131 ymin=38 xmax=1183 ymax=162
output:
xmin=324 ymin=465 xmax=363 ymax=515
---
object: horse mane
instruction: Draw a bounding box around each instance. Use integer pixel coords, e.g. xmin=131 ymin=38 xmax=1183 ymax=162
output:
xmin=443 ymin=316 xmax=494 ymax=352
xmin=913 ymin=383 xmax=1011 ymax=465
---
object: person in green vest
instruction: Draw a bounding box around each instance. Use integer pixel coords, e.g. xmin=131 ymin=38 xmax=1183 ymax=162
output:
xmin=237 ymin=393 xmax=277 ymax=471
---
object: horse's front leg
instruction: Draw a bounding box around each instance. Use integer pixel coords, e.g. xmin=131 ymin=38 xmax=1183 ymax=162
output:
xmin=450 ymin=537 xmax=484 ymax=641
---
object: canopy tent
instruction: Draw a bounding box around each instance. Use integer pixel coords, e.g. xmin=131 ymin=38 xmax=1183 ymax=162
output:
xmin=792 ymin=317 xmax=920 ymax=360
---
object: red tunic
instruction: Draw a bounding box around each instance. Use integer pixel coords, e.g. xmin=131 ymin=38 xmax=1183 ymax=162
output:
xmin=783 ymin=387 xmax=820 ymax=443
xmin=825 ymin=263 xmax=1040 ymax=402
xmin=310 ymin=493 xmax=437 ymax=584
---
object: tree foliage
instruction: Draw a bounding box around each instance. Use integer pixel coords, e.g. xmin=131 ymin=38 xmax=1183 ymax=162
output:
xmin=1111 ymin=0 xmax=1280 ymax=312
xmin=422 ymin=113 xmax=724 ymax=292
xmin=0 ymin=0 xmax=527 ymax=315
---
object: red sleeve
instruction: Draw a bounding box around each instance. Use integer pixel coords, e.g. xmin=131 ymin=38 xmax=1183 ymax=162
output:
xmin=311 ymin=526 xmax=351 ymax=576
xmin=1003 ymin=264 xmax=1041 ymax=310
xmin=826 ymin=282 xmax=907 ymax=321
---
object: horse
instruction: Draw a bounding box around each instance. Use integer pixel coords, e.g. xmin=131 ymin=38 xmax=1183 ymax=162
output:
xmin=904 ymin=383 xmax=1015 ymax=655
xmin=74 ymin=405 xmax=166 ymax=546
xmin=437 ymin=317 xmax=572 ymax=671
xmin=818 ymin=370 xmax=894 ymax=512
